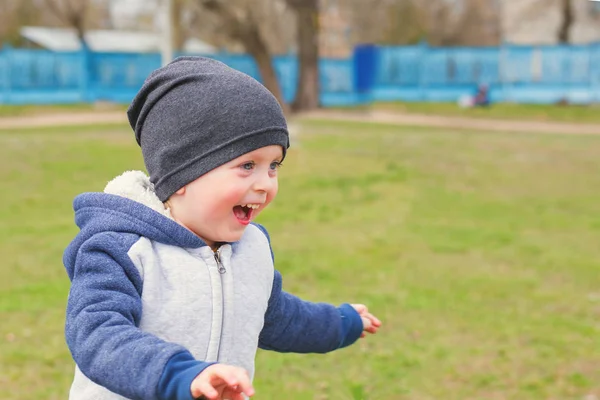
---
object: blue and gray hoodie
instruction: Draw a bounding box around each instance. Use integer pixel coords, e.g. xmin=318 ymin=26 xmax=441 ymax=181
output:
xmin=63 ymin=171 xmax=364 ymax=400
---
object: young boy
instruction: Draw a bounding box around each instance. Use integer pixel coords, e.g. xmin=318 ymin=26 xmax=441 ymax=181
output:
xmin=63 ymin=56 xmax=381 ymax=400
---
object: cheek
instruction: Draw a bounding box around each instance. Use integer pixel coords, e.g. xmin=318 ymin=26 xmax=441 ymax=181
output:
xmin=209 ymin=184 xmax=247 ymax=214
xmin=266 ymin=180 xmax=279 ymax=203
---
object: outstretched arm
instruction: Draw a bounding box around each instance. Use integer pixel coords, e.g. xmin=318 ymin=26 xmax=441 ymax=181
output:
xmin=258 ymin=270 xmax=366 ymax=353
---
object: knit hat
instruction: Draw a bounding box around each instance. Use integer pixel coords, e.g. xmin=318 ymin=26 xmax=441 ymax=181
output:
xmin=127 ymin=56 xmax=290 ymax=202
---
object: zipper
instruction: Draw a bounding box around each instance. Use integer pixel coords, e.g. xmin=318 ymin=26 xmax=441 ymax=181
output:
xmin=214 ymin=248 xmax=226 ymax=274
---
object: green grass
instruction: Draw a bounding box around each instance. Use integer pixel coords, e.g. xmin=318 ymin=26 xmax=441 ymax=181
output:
xmin=3 ymin=101 xmax=600 ymax=125
xmin=374 ymin=102 xmax=600 ymax=124
xmin=2 ymin=119 xmax=600 ymax=399
xmin=0 ymin=103 xmax=127 ymax=117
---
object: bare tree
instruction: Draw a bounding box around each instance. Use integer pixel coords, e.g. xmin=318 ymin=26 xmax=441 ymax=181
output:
xmin=557 ymin=0 xmax=573 ymax=43
xmin=171 ymin=0 xmax=198 ymax=52
xmin=0 ymin=0 xmax=43 ymax=46
xmin=286 ymin=0 xmax=320 ymax=111
xmin=345 ymin=0 xmax=500 ymax=47
xmin=382 ymin=0 xmax=427 ymax=45
xmin=197 ymin=0 xmax=288 ymax=113
xmin=509 ymin=0 xmax=574 ymax=44
xmin=42 ymin=0 xmax=90 ymax=46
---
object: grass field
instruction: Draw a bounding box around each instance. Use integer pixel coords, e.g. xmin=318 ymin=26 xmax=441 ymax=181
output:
xmin=1 ymin=119 xmax=600 ymax=399
xmin=0 ymin=103 xmax=128 ymax=118
xmin=374 ymin=102 xmax=600 ymax=124
xmin=3 ymin=102 xmax=600 ymax=125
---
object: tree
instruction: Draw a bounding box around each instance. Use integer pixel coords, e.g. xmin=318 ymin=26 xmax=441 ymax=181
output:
xmin=557 ymin=0 xmax=573 ymax=43
xmin=509 ymin=0 xmax=574 ymax=44
xmin=170 ymin=0 xmax=194 ymax=52
xmin=42 ymin=0 xmax=90 ymax=46
xmin=429 ymin=0 xmax=501 ymax=46
xmin=286 ymin=0 xmax=320 ymax=112
xmin=0 ymin=0 xmax=42 ymax=46
xmin=197 ymin=0 xmax=288 ymax=113
xmin=344 ymin=0 xmax=501 ymax=47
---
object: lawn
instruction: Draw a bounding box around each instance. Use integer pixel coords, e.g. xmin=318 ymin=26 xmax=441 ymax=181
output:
xmin=0 ymin=103 xmax=128 ymax=118
xmin=1 ymin=119 xmax=599 ymax=399
xmin=4 ymin=101 xmax=600 ymax=125
xmin=374 ymin=102 xmax=600 ymax=124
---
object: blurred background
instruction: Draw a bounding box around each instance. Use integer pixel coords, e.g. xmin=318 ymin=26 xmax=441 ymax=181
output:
xmin=1 ymin=1 xmax=600 ymax=399
xmin=3 ymin=0 xmax=600 ymax=109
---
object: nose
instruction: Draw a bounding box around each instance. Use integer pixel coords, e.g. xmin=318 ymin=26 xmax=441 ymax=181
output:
xmin=252 ymin=169 xmax=276 ymax=193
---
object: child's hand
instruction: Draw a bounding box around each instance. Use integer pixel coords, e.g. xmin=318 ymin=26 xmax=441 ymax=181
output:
xmin=351 ymin=304 xmax=382 ymax=338
xmin=191 ymin=364 xmax=254 ymax=400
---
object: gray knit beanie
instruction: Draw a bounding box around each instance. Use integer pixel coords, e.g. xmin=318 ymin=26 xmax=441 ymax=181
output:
xmin=127 ymin=56 xmax=290 ymax=202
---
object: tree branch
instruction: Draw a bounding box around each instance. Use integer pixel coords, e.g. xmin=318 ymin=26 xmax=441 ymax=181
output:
xmin=42 ymin=0 xmax=89 ymax=44
xmin=199 ymin=0 xmax=249 ymax=39
xmin=42 ymin=0 xmax=67 ymax=23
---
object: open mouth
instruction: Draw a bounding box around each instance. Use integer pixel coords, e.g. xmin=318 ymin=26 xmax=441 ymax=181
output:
xmin=233 ymin=204 xmax=260 ymax=225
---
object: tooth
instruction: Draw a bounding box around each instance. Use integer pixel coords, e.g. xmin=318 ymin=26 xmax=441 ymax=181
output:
xmin=242 ymin=204 xmax=247 ymax=208
xmin=254 ymin=204 xmax=259 ymax=209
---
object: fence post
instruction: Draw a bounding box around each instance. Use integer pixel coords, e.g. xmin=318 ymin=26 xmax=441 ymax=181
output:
xmin=1 ymin=44 xmax=12 ymax=104
xmin=352 ymin=44 xmax=377 ymax=104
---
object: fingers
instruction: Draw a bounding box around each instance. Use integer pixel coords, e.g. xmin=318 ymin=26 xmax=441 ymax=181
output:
xmin=214 ymin=366 xmax=253 ymax=396
xmin=368 ymin=313 xmax=382 ymax=327
xmin=191 ymin=380 xmax=219 ymax=399
xmin=216 ymin=369 xmax=240 ymax=388
xmin=232 ymin=370 xmax=254 ymax=397
xmin=191 ymin=364 xmax=255 ymax=399
xmin=225 ymin=384 xmax=252 ymax=400
xmin=351 ymin=304 xmax=382 ymax=336
xmin=363 ymin=312 xmax=381 ymax=331
xmin=351 ymin=304 xmax=367 ymax=314
xmin=361 ymin=316 xmax=372 ymax=330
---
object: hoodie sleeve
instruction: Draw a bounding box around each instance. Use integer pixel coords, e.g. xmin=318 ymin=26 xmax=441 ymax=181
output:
xmin=258 ymin=270 xmax=364 ymax=353
xmin=252 ymin=224 xmax=364 ymax=353
xmin=65 ymin=232 xmax=213 ymax=400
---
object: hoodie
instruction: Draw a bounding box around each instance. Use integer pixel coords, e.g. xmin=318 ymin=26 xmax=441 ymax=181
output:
xmin=63 ymin=171 xmax=364 ymax=400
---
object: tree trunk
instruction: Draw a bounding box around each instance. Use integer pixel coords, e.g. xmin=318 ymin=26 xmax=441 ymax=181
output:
xmin=557 ymin=0 xmax=573 ymax=44
xmin=289 ymin=0 xmax=320 ymax=112
xmin=199 ymin=0 xmax=288 ymax=113
xmin=73 ymin=15 xmax=88 ymax=49
xmin=241 ymin=25 xmax=290 ymax=115
xmin=172 ymin=0 xmax=186 ymax=52
xmin=43 ymin=0 xmax=89 ymax=48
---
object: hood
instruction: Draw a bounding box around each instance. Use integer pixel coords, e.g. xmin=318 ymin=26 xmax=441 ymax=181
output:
xmin=64 ymin=171 xmax=205 ymax=275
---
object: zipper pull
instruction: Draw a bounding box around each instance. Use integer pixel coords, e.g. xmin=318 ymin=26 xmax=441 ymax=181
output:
xmin=214 ymin=249 xmax=226 ymax=274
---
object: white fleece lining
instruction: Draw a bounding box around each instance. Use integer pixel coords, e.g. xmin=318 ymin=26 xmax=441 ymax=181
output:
xmin=103 ymin=170 xmax=173 ymax=220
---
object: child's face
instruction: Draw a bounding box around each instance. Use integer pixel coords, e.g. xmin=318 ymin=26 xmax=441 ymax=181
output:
xmin=168 ymin=145 xmax=283 ymax=247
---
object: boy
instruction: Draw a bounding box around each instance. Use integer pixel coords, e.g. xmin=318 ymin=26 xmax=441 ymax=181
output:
xmin=63 ymin=57 xmax=381 ymax=400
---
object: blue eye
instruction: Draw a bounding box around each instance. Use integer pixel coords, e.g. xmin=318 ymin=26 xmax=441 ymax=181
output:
xmin=270 ymin=161 xmax=283 ymax=170
xmin=241 ymin=162 xmax=255 ymax=171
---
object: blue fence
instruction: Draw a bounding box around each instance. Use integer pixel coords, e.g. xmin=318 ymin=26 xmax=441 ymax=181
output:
xmin=371 ymin=42 xmax=600 ymax=104
xmin=2 ymin=42 xmax=600 ymax=106
xmin=0 ymin=46 xmax=361 ymax=106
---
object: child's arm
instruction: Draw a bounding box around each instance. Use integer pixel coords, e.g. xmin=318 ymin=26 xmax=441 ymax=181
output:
xmin=254 ymin=223 xmax=380 ymax=354
xmin=66 ymin=232 xmax=213 ymax=400
xmin=257 ymin=270 xmax=374 ymax=353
